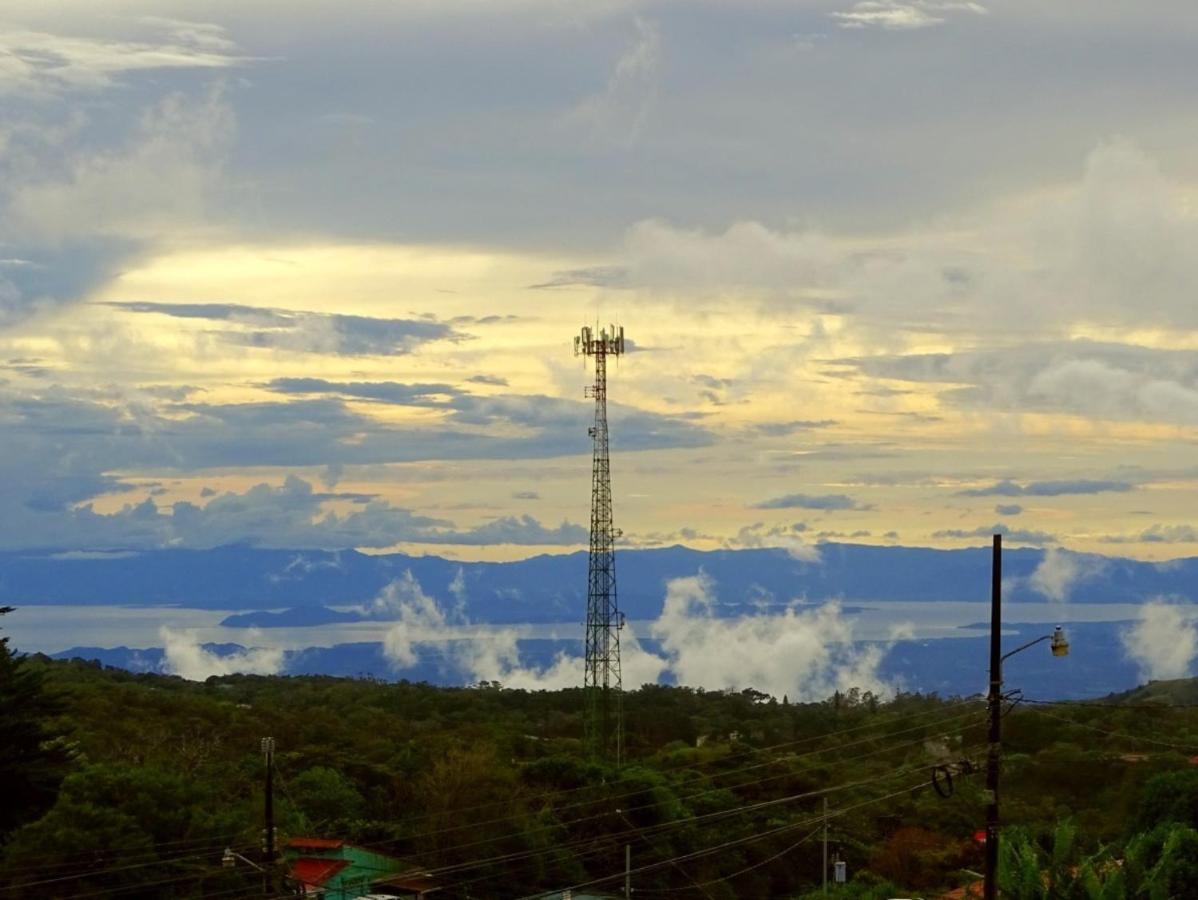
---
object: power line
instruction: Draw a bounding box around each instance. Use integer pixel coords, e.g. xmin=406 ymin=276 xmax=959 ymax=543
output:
xmin=1018 ymin=706 xmax=1198 ymax=752
xmin=523 ymin=774 xmax=948 ymax=899
xmin=633 ymin=824 xmax=825 ymax=893
xmin=353 ymin=712 xmax=982 ymax=880
xmin=357 ymin=705 xmax=983 ymax=859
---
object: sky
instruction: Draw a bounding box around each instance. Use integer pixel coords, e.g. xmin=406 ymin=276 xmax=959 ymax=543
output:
xmin=4 ymin=0 xmax=1198 ymax=561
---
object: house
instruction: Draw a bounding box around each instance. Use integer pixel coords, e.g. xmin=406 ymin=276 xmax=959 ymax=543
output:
xmin=285 ymin=837 xmax=421 ymax=899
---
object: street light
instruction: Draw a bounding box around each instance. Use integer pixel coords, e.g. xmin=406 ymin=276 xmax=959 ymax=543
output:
xmin=222 ymin=848 xmax=265 ymax=871
xmin=983 ymin=535 xmax=1070 ymax=900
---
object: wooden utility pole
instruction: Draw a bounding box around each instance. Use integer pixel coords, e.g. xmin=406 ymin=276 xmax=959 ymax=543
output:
xmin=624 ymin=844 xmax=631 ymax=899
xmin=822 ymin=796 xmax=828 ymax=894
xmin=262 ymin=737 xmax=276 ymax=897
xmin=984 ymin=536 xmax=1001 ymax=900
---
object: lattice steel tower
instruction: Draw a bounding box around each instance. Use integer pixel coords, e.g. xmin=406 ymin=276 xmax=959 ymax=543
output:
xmin=574 ymin=324 xmax=626 ymax=763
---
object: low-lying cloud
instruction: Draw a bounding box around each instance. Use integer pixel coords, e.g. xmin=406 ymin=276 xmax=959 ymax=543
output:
xmin=1028 ymin=548 xmax=1105 ymax=603
xmin=1121 ymin=601 xmax=1197 ymax=683
xmin=374 ymin=570 xmax=892 ymax=701
xmin=159 ymin=627 xmax=283 ymax=681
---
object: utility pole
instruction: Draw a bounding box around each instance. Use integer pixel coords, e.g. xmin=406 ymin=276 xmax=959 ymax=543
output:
xmin=262 ymin=737 xmax=276 ymax=897
xmin=575 ymin=324 xmax=626 ymax=764
xmin=822 ymin=796 xmax=828 ymax=895
xmin=625 ymin=844 xmax=631 ymax=899
xmin=984 ymin=536 xmax=1001 ymax=900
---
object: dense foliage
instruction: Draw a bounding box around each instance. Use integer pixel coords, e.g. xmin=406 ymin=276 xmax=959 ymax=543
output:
xmin=4 ymin=645 xmax=1198 ymax=898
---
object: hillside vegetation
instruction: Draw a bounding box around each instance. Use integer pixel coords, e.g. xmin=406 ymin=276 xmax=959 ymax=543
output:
xmin=5 ymin=641 xmax=1198 ymax=897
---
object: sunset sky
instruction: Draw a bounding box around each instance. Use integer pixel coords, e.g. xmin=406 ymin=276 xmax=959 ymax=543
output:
xmin=4 ymin=0 xmax=1198 ymax=560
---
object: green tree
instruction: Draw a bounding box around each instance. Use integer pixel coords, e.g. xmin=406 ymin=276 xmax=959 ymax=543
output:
xmin=291 ymin=765 xmax=366 ymax=828
xmin=0 ymin=607 xmax=72 ymax=837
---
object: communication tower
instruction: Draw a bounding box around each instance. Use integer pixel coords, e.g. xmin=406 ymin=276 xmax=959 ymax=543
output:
xmin=574 ymin=324 xmax=626 ymax=763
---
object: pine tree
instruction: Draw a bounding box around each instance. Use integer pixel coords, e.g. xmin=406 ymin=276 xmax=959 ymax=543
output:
xmin=0 ymin=606 xmax=72 ymax=837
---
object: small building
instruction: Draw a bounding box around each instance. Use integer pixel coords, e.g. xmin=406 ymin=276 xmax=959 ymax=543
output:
xmin=285 ymin=837 xmax=425 ymax=899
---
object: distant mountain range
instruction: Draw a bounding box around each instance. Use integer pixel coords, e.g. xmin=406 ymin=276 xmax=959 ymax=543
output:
xmin=2 ymin=542 xmax=1190 ymax=622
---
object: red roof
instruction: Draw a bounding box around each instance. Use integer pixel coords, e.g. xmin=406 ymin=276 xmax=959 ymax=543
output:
xmin=292 ymin=857 xmax=349 ymax=887
xmin=288 ymin=837 xmax=346 ymax=851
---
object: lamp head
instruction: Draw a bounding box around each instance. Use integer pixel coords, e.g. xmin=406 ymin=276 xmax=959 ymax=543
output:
xmin=222 ymin=848 xmax=236 ymax=869
xmin=1051 ymin=626 xmax=1070 ymax=657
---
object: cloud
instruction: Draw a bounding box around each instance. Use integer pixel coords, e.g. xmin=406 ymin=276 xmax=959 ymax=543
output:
xmin=846 ymin=342 xmax=1198 ymax=427
xmin=62 ymin=476 xmax=590 ymax=551
xmin=374 ymin=570 xmax=889 ymax=700
xmin=1101 ymin=524 xmax=1198 ymax=545
xmin=159 ymin=627 xmax=283 ymax=681
xmin=373 ymin=572 xmax=645 ymax=690
xmin=747 ymin=420 xmax=838 ymax=437
xmin=0 ymin=20 xmax=245 ymax=96
xmin=8 ymin=88 xmax=233 ymax=244
xmin=957 ymin=479 xmax=1134 ymax=497
xmin=1028 ymin=548 xmax=1104 ymax=603
xmin=754 ymin=493 xmax=871 ymax=511
xmin=109 ymin=302 xmax=460 ymax=356
xmin=832 ymin=1 xmax=986 ymax=31
xmin=650 ymin=574 xmax=892 ymax=701
xmin=567 ymin=17 xmax=659 ymax=145
xmin=528 ymin=266 xmax=629 ymax=290
xmin=1122 ymin=601 xmax=1198 ymax=682
xmin=263 ymin=378 xmax=460 ymax=404
xmin=619 ymin=142 xmax=1198 ymax=342
xmin=725 ymin=521 xmax=817 ymax=557
xmin=931 ymin=524 xmax=1056 ymax=545
xmin=995 ymin=504 xmax=1022 ymax=516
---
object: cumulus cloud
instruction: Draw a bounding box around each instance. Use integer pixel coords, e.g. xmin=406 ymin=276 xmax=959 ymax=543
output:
xmin=841 ymin=341 xmax=1198 ymax=428
xmin=159 ymin=627 xmax=283 ymax=681
xmin=651 ymin=575 xmax=891 ymax=700
xmin=1122 ymin=601 xmax=1198 ymax=682
xmin=375 ymin=570 xmax=889 ymax=701
xmin=620 ymin=142 xmax=1198 ymax=342
xmin=1028 ymin=548 xmax=1104 ymax=603
xmin=372 ymin=572 xmax=641 ymax=690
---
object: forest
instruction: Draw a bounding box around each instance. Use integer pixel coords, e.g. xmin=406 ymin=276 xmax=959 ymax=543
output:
xmin=4 ymin=612 xmax=1198 ymax=899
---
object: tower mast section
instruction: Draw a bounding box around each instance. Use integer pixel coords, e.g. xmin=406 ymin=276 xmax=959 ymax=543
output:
xmin=574 ymin=324 xmax=626 ymax=764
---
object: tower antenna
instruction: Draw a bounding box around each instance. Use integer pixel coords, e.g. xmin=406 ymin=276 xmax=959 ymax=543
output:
xmin=574 ymin=323 xmax=626 ymax=764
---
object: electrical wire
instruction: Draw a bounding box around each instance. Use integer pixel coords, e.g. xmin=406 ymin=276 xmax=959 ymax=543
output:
xmin=521 ymin=774 xmax=944 ymax=899
xmin=0 ymin=703 xmax=980 ymax=894
xmin=1017 ymin=706 xmax=1198 ymax=752
xmin=633 ymin=824 xmax=825 ymax=893
xmin=363 ymin=697 xmax=981 ymax=838
xmin=357 ymin=705 xmax=983 ymax=858
xmin=0 ymin=843 xmax=259 ymax=894
xmin=395 ymin=741 xmax=986 ymax=894
xmin=355 ymin=713 xmax=982 ymax=875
